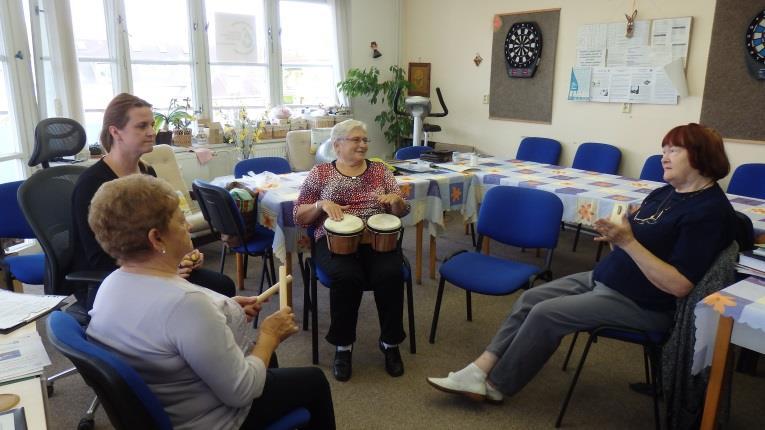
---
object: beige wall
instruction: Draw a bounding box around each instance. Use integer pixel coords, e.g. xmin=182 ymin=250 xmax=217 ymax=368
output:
xmin=399 ymin=0 xmax=764 ymax=185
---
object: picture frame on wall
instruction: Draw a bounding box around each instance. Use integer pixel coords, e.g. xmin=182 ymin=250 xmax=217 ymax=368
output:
xmin=408 ymin=62 xmax=431 ymax=97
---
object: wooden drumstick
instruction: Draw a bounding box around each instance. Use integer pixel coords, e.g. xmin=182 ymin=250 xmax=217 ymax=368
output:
xmin=255 ymin=274 xmax=293 ymax=303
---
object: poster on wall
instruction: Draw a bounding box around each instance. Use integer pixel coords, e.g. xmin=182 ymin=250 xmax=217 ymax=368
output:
xmin=215 ymin=13 xmax=258 ymax=62
xmin=489 ymin=9 xmax=560 ymax=123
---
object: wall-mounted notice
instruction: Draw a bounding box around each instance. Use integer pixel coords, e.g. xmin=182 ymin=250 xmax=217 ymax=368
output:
xmin=650 ymin=17 xmax=692 ymax=68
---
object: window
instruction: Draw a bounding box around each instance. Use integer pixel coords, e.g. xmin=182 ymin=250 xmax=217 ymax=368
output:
xmin=70 ymin=0 xmax=116 ymax=142
xmin=125 ymin=0 xmax=194 ymax=112
xmin=206 ymin=0 xmax=270 ymax=122
xmin=279 ymin=0 xmax=335 ymax=107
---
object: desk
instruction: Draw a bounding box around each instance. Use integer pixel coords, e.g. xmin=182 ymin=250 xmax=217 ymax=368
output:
xmin=0 ymin=323 xmax=49 ymax=430
xmin=694 ymin=276 xmax=765 ymax=429
xmin=0 ymin=376 xmax=48 ymax=430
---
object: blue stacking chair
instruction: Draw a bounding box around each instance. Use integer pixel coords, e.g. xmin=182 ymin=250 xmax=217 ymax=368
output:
xmin=429 ymin=186 xmax=564 ymax=344
xmin=303 ymin=226 xmax=416 ymax=364
xmin=394 ymin=145 xmax=431 ymax=160
xmin=516 ymin=137 xmax=562 ymax=165
xmin=235 ymin=156 xmax=292 ymax=178
xmin=48 ymin=311 xmax=311 ymax=430
xmin=570 ymin=142 xmax=623 ymax=252
xmin=639 ymin=154 xmax=665 ymax=183
xmin=192 ymin=180 xmax=276 ymax=294
xmin=571 ymin=142 xmax=622 ymax=174
xmin=0 ymin=180 xmax=45 ymax=290
xmin=727 ymin=163 xmax=765 ymax=199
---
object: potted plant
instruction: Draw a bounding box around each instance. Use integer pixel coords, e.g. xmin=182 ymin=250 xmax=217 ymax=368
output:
xmin=153 ymin=98 xmax=195 ymax=146
xmin=337 ymin=65 xmax=413 ymax=151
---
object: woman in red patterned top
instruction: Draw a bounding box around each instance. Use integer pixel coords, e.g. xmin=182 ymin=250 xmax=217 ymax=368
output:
xmin=294 ymin=119 xmax=410 ymax=382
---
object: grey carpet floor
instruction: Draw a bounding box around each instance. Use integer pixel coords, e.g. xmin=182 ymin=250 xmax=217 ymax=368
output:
xmin=28 ymin=215 xmax=764 ymax=429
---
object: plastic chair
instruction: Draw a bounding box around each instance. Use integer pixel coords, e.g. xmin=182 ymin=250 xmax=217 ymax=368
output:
xmin=394 ymin=145 xmax=431 ymax=160
xmin=429 ymin=186 xmax=564 ymax=344
xmin=303 ymin=227 xmax=416 ymax=365
xmin=640 ymin=154 xmax=665 ymax=183
xmin=29 ymin=117 xmax=87 ymax=168
xmin=235 ymin=156 xmax=291 ymax=178
xmin=285 ymin=130 xmax=314 ymax=172
xmin=555 ymin=241 xmax=739 ymax=429
xmin=727 ymin=163 xmax=765 ymax=199
xmin=0 ymin=180 xmax=45 ymax=290
xmin=192 ymin=180 xmax=276 ymax=293
xmin=516 ymin=137 xmax=562 ymax=165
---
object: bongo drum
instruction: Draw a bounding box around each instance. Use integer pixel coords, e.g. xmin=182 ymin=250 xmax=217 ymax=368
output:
xmin=366 ymin=213 xmax=402 ymax=253
xmin=323 ymin=214 xmax=364 ymax=255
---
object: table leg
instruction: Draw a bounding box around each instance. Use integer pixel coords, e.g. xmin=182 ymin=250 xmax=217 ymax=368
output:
xmin=429 ymin=235 xmax=437 ymax=280
xmin=236 ymin=253 xmax=244 ymax=290
xmin=482 ymin=238 xmax=491 ymax=255
xmin=700 ymin=315 xmax=734 ymax=430
xmin=285 ymin=252 xmax=293 ymax=276
xmin=416 ymin=221 xmax=423 ymax=284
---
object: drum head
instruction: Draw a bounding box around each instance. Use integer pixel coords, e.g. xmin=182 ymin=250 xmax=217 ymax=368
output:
xmin=324 ymin=214 xmax=364 ymax=235
xmin=367 ymin=214 xmax=402 ymax=232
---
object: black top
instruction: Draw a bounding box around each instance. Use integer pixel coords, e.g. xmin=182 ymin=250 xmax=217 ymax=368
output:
xmin=71 ymin=158 xmax=156 ymax=272
xmin=593 ymin=183 xmax=735 ymax=312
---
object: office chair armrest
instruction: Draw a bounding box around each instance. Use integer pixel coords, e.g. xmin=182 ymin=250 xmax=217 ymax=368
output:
xmin=66 ymin=270 xmax=110 ymax=283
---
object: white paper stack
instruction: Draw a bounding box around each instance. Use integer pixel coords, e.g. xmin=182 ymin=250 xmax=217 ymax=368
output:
xmin=0 ymin=323 xmax=51 ymax=383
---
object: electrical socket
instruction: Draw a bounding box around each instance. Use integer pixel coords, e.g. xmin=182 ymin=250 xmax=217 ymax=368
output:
xmin=483 ymin=94 xmax=490 ymax=104
xmin=621 ymin=103 xmax=632 ymax=114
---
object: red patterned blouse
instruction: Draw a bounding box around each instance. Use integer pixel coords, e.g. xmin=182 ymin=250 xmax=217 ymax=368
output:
xmin=293 ymin=160 xmax=410 ymax=240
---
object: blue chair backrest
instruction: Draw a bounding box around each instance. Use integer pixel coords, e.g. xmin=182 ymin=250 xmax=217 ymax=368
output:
xmin=235 ymin=157 xmax=291 ymax=178
xmin=571 ymin=142 xmax=621 ymax=174
xmin=477 ymin=186 xmax=564 ymax=249
xmin=47 ymin=311 xmax=172 ymax=430
xmin=0 ymin=180 xmax=36 ymax=239
xmin=639 ymin=154 xmax=665 ymax=183
xmin=395 ymin=145 xmax=431 ymax=160
xmin=192 ymin=180 xmax=248 ymax=238
xmin=727 ymin=163 xmax=765 ymax=199
xmin=516 ymin=137 xmax=562 ymax=165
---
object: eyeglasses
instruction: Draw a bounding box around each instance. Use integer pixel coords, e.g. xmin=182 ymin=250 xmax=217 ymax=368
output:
xmin=340 ymin=137 xmax=371 ymax=144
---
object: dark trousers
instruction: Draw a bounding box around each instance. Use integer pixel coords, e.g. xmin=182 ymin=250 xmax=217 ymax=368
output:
xmin=188 ymin=268 xmax=236 ymax=298
xmin=314 ymin=237 xmax=405 ymax=346
xmin=240 ymin=367 xmax=335 ymax=430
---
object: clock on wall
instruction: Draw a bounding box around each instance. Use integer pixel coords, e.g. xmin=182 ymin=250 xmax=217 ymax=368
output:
xmin=504 ymin=22 xmax=543 ymax=78
xmin=745 ymin=9 xmax=765 ymax=80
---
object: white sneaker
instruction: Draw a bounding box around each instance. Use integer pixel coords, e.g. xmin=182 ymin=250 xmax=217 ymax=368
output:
xmin=427 ymin=372 xmax=487 ymax=401
xmin=485 ymin=382 xmax=504 ymax=404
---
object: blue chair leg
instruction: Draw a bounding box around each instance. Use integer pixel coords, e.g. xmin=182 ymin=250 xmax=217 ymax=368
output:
xmin=572 ymin=223 xmax=583 ymax=252
xmin=311 ymin=274 xmax=319 ymax=365
xmin=556 ymin=332 xmax=598 ymax=427
xmin=561 ymin=332 xmax=580 ymax=371
xmin=466 ymin=290 xmax=473 ymax=321
xmin=302 ymin=263 xmax=311 ymax=331
xmin=429 ymin=277 xmax=447 ymax=344
xmin=219 ymin=244 xmax=227 ymax=273
xmin=405 ymin=274 xmax=416 ymax=354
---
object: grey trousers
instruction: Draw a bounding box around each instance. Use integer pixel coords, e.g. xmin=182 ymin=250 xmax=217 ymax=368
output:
xmin=485 ymin=271 xmax=673 ymax=397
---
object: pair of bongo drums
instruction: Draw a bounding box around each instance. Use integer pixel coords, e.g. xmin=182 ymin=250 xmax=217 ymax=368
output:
xmin=323 ymin=213 xmax=402 ymax=255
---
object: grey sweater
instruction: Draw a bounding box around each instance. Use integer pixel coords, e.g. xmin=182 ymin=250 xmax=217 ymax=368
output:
xmin=87 ymin=270 xmax=265 ymax=429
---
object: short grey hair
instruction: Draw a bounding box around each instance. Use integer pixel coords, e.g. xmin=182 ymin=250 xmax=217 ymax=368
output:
xmin=331 ymin=119 xmax=367 ymax=143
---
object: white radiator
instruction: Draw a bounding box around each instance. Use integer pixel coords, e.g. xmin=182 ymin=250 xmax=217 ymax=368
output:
xmin=251 ymin=141 xmax=288 ymax=158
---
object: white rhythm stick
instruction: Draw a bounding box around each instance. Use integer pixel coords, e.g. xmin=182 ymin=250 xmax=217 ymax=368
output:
xmin=255 ymin=273 xmax=292 ymax=305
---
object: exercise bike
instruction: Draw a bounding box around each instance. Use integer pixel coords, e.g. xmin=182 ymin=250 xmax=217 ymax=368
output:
xmin=393 ymin=86 xmax=448 ymax=147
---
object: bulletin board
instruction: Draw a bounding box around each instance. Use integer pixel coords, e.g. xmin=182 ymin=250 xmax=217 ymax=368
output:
xmin=700 ymin=1 xmax=765 ymax=143
xmin=489 ymin=9 xmax=560 ymax=123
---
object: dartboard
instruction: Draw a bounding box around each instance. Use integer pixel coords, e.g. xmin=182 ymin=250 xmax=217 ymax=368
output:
xmin=504 ymin=22 xmax=543 ymax=78
xmin=745 ymin=9 xmax=765 ymax=79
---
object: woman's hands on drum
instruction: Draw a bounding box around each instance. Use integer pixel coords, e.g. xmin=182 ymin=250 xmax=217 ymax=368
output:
xmin=319 ymin=200 xmax=349 ymax=221
xmin=593 ymin=213 xmax=635 ymax=249
xmin=378 ymin=193 xmax=404 ymax=206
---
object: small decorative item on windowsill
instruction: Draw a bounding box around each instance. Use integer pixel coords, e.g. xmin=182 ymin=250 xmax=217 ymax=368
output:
xmin=172 ymin=129 xmax=192 ymax=147
xmin=232 ymin=107 xmax=267 ymax=160
xmin=153 ymin=97 xmax=195 ymax=147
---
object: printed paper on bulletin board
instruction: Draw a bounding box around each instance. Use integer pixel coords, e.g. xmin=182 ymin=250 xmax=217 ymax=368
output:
xmin=490 ymin=9 xmax=560 ymax=123
xmin=700 ymin=1 xmax=765 ymax=144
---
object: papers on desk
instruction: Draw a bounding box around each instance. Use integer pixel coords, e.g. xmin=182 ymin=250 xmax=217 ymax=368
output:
xmin=0 ymin=407 xmax=27 ymax=430
xmin=0 ymin=290 xmax=67 ymax=334
xmin=432 ymin=162 xmax=482 ymax=173
xmin=0 ymin=326 xmax=51 ymax=384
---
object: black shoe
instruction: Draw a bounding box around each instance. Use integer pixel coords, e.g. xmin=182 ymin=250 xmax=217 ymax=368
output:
xmin=333 ymin=350 xmax=352 ymax=382
xmin=379 ymin=342 xmax=404 ymax=377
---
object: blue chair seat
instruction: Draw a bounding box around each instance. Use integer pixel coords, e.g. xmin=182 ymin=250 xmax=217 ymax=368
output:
xmin=3 ymin=254 xmax=45 ymax=285
xmin=231 ymin=227 xmax=276 ymax=254
xmin=596 ymin=328 xmax=667 ymax=344
xmin=265 ymin=407 xmax=311 ymax=430
xmin=440 ymin=252 xmax=539 ymax=295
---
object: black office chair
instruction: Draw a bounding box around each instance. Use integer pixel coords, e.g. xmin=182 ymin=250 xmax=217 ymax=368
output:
xmin=29 ymin=117 xmax=87 ymax=168
xmin=18 ymin=165 xmax=108 ymax=430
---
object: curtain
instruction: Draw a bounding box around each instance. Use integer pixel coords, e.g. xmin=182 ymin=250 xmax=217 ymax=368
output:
xmin=328 ymin=0 xmax=349 ymax=106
